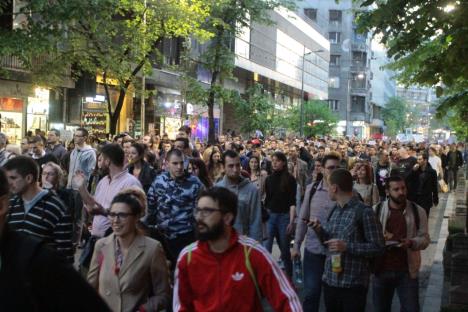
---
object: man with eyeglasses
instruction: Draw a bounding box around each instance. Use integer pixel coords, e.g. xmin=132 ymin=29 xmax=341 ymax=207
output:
xmin=66 ymin=128 xmax=96 ymax=248
xmin=174 ymin=187 xmax=302 ymax=312
xmin=66 ymin=128 xmax=97 ymax=190
xmin=292 ymin=154 xmax=339 ymax=311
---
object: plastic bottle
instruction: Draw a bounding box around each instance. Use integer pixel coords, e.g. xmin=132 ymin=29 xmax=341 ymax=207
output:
xmin=293 ymin=258 xmax=303 ymax=284
xmin=331 ymin=253 xmax=342 ymax=273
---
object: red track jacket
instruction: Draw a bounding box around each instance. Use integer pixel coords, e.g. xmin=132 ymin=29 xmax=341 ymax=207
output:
xmin=173 ymin=230 xmax=302 ymax=312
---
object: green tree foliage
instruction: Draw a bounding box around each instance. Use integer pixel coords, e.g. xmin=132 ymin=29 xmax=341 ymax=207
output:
xmin=381 ymin=97 xmax=409 ymax=137
xmin=356 ymin=0 xmax=468 ymax=139
xmin=233 ymin=83 xmax=275 ymax=136
xmin=285 ymin=100 xmax=337 ymax=137
xmin=184 ymin=0 xmax=294 ymax=144
xmin=0 ymin=0 xmax=211 ymax=134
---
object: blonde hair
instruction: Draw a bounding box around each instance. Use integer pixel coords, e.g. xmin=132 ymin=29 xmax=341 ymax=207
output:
xmin=42 ymin=161 xmax=64 ymax=188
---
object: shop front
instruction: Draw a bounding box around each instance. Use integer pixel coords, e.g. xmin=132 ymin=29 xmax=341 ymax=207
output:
xmin=81 ymin=96 xmax=109 ymax=139
xmin=0 ymin=97 xmax=23 ymax=144
xmin=27 ymin=87 xmax=50 ymax=134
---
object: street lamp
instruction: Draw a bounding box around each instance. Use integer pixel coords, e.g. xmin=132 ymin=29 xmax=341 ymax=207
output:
xmin=300 ymin=47 xmax=324 ymax=137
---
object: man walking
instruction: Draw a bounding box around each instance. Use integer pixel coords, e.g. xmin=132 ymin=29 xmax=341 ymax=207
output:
xmin=216 ymin=150 xmax=262 ymax=242
xmin=447 ymin=143 xmax=464 ymax=191
xmin=372 ymin=175 xmax=430 ymax=312
xmin=146 ymin=149 xmax=203 ymax=265
xmin=407 ymin=153 xmax=438 ymax=217
xmin=46 ymin=129 xmax=67 ymax=162
xmin=67 ymin=128 xmax=96 ymax=190
xmin=173 ymin=187 xmax=302 ymax=312
xmin=309 ymin=169 xmax=384 ymax=312
xmin=4 ymin=156 xmax=74 ymax=264
xmin=292 ymin=154 xmax=339 ymax=311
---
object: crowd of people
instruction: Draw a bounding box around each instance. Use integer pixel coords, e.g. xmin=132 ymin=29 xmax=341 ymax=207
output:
xmin=0 ymin=125 xmax=466 ymax=312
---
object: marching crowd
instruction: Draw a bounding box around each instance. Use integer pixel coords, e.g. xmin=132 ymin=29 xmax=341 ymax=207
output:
xmin=0 ymin=126 xmax=465 ymax=312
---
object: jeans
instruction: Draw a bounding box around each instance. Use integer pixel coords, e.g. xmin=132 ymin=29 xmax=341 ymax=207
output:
xmin=372 ymin=271 xmax=419 ymax=312
xmin=303 ymin=250 xmax=326 ymax=312
xmin=167 ymin=231 xmax=195 ymax=270
xmin=323 ymin=283 xmax=367 ymax=312
xmin=265 ymin=212 xmax=293 ymax=278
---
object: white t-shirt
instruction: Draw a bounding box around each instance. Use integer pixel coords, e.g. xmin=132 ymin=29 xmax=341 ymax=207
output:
xmin=429 ymin=155 xmax=442 ymax=177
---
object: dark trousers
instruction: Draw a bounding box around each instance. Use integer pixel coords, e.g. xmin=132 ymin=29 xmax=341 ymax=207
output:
xmin=372 ymin=271 xmax=419 ymax=312
xmin=167 ymin=231 xmax=195 ymax=269
xmin=303 ymin=251 xmax=326 ymax=312
xmin=447 ymin=168 xmax=459 ymax=190
xmin=323 ymin=283 xmax=368 ymax=312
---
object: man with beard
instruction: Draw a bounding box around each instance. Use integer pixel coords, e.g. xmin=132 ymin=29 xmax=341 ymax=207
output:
xmin=174 ymin=187 xmax=301 ymax=312
xmin=371 ymin=176 xmax=429 ymax=312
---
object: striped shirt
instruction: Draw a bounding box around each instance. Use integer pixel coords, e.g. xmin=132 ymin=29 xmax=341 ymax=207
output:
xmin=7 ymin=191 xmax=74 ymax=264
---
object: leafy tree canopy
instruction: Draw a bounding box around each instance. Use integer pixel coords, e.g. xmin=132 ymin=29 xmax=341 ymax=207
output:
xmin=381 ymin=97 xmax=409 ymax=137
xmin=0 ymin=0 xmax=212 ymax=133
xmin=356 ymin=0 xmax=468 ymax=138
xmin=286 ymin=100 xmax=338 ymax=137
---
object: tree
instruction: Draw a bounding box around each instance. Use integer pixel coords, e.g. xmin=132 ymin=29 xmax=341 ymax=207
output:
xmin=356 ymin=0 xmax=468 ymax=138
xmin=285 ymin=100 xmax=337 ymax=137
xmin=381 ymin=97 xmax=409 ymax=137
xmin=0 ymin=0 xmax=211 ymax=134
xmin=232 ymin=83 xmax=276 ymax=136
xmin=184 ymin=0 xmax=294 ymax=144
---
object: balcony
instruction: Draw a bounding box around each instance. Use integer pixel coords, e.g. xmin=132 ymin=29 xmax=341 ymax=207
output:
xmin=351 ymin=41 xmax=369 ymax=52
xmin=1 ymin=54 xmax=73 ymax=87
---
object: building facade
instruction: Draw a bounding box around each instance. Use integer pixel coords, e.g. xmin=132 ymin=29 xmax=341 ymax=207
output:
xmin=397 ymin=85 xmax=436 ymax=139
xmin=222 ymin=7 xmax=330 ymax=135
xmin=369 ymin=39 xmax=396 ymax=138
xmin=296 ymin=0 xmax=373 ymax=138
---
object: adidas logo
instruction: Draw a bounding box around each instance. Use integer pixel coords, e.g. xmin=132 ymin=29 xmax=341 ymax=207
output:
xmin=231 ymin=272 xmax=244 ymax=281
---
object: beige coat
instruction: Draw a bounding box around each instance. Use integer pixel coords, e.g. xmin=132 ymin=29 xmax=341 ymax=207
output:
xmin=88 ymin=234 xmax=170 ymax=312
xmin=373 ymin=200 xmax=430 ymax=278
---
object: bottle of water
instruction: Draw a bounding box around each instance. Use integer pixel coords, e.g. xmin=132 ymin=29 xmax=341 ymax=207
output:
xmin=293 ymin=258 xmax=303 ymax=284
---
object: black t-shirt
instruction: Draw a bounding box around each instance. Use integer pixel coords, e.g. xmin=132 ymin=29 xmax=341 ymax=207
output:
xmin=265 ymin=171 xmax=297 ymax=214
xmin=375 ymin=163 xmax=391 ymax=196
xmin=396 ymin=156 xmax=417 ymax=179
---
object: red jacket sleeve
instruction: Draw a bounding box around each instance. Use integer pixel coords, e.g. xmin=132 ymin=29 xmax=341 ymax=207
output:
xmin=173 ymin=254 xmax=194 ymax=312
xmin=249 ymin=243 xmax=302 ymax=312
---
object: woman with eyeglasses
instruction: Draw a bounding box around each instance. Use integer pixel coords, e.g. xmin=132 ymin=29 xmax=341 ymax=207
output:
xmin=353 ymin=161 xmax=380 ymax=206
xmin=88 ymin=192 xmax=170 ymax=312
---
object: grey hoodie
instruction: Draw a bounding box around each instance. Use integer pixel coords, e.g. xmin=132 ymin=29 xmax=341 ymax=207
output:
xmin=67 ymin=145 xmax=97 ymax=190
xmin=216 ymin=175 xmax=262 ymax=242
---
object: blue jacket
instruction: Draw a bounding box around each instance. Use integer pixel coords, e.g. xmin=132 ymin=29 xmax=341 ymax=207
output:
xmin=216 ymin=176 xmax=262 ymax=242
xmin=146 ymin=172 xmax=203 ymax=239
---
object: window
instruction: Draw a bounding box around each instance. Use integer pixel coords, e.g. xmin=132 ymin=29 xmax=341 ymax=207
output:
xmin=351 ymin=73 xmax=366 ymax=89
xmin=351 ymin=96 xmax=366 ymax=112
xmin=0 ymin=0 xmax=13 ymax=30
xmin=352 ymin=51 xmax=367 ymax=66
xmin=328 ymin=32 xmax=341 ymax=44
xmin=304 ymin=8 xmax=317 ymax=21
xmin=330 ymin=55 xmax=341 ymax=66
xmin=329 ymin=77 xmax=340 ymax=88
xmin=329 ymin=10 xmax=342 ymax=24
xmin=328 ymin=100 xmax=339 ymax=111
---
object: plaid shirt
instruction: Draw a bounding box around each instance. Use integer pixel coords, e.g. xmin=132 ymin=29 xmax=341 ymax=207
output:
xmin=321 ymin=197 xmax=384 ymax=288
